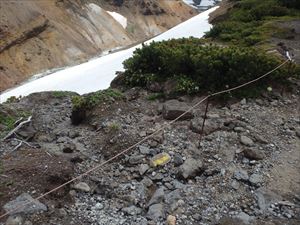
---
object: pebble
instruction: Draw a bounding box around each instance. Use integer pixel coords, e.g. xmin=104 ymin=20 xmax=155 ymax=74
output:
xmin=249 ymin=174 xmax=263 ymax=186
xmin=139 ymin=145 xmax=150 ymax=155
xmin=128 ymin=155 xmax=144 ymax=165
xmin=243 ymin=148 xmax=265 ymax=160
xmin=234 ymin=169 xmax=249 ymax=181
xmin=173 ymin=153 xmax=184 ymax=166
xmin=122 ymin=205 xmax=142 ymax=216
xmin=74 ymin=182 xmax=91 ymax=192
xmin=5 ymin=216 xmax=23 ymax=225
xmin=139 ymin=164 xmax=149 ymax=175
xmin=147 ymin=203 xmax=165 ymax=221
xmin=167 ymin=215 xmax=176 ymax=225
xmin=240 ymin=136 xmax=254 ymax=146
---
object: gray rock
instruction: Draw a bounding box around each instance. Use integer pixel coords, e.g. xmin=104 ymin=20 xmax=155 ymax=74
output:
xmin=173 ymin=153 xmax=184 ymax=166
xmin=4 ymin=193 xmax=47 ymax=215
xmin=162 ymin=100 xmax=194 ymax=120
xmin=234 ymin=127 xmax=245 ymax=132
xmin=178 ymin=158 xmax=203 ymax=179
xmin=235 ymin=212 xmax=253 ymax=224
xmin=190 ymin=118 xmax=220 ymax=135
xmin=127 ymin=182 xmax=147 ymax=204
xmin=240 ymin=136 xmax=254 ymax=146
xmin=139 ymin=131 xmax=147 ymax=137
xmin=253 ymin=134 xmax=268 ymax=144
xmin=139 ymin=145 xmax=150 ymax=155
xmin=149 ymin=140 xmax=158 ymax=148
xmin=234 ymin=169 xmax=249 ymax=181
xmin=148 ymin=187 xmax=165 ymax=206
xmin=255 ymin=188 xmax=282 ymax=212
xmin=231 ymin=180 xmax=240 ymax=190
xmin=249 ymin=174 xmax=263 ymax=186
xmin=129 ymin=155 xmax=144 ymax=165
xmin=74 ymin=182 xmax=91 ymax=192
xmin=141 ymin=177 xmax=153 ymax=187
xmin=147 ymin=203 xmax=165 ymax=221
xmin=165 ymin=189 xmax=181 ymax=206
xmin=139 ymin=164 xmax=150 ymax=175
xmin=240 ymin=98 xmax=247 ymax=105
xmin=5 ymin=215 xmax=23 ymax=225
xmin=243 ymin=149 xmax=265 ymax=160
xmin=68 ymin=130 xmax=79 ymax=139
xmin=122 ymin=205 xmax=142 ymax=216
xmin=58 ymin=208 xmax=68 ymax=217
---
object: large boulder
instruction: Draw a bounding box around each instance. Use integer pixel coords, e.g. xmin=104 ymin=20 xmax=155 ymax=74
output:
xmin=162 ymin=100 xmax=194 ymax=120
xmin=4 ymin=193 xmax=47 ymax=215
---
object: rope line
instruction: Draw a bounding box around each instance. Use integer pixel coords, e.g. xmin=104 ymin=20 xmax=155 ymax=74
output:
xmin=0 ymin=59 xmax=290 ymax=219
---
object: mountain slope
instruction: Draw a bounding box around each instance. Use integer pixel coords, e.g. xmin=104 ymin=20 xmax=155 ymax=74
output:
xmin=0 ymin=0 xmax=197 ymax=91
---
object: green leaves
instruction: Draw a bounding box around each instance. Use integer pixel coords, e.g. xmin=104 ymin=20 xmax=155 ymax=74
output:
xmin=122 ymin=38 xmax=297 ymax=96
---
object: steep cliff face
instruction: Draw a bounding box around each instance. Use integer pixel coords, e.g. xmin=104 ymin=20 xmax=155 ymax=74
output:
xmin=0 ymin=0 xmax=196 ymax=91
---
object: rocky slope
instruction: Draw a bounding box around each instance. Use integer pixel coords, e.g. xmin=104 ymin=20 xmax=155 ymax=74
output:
xmin=0 ymin=78 xmax=299 ymax=224
xmin=0 ymin=0 xmax=196 ymax=91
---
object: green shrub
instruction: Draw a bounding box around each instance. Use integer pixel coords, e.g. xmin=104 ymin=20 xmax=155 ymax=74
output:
xmin=206 ymin=0 xmax=299 ymax=46
xmin=71 ymin=88 xmax=123 ymax=111
xmin=123 ymin=38 xmax=298 ymax=96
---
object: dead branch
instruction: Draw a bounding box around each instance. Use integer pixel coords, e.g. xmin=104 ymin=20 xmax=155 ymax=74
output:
xmin=1 ymin=116 xmax=32 ymax=141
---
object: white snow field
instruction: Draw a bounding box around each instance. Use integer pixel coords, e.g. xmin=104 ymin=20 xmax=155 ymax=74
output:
xmin=0 ymin=6 xmax=218 ymax=103
xmin=107 ymin=11 xmax=127 ymax=29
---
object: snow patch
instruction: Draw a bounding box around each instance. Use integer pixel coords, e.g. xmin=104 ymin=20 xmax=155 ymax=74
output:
xmin=88 ymin=3 xmax=103 ymax=14
xmin=107 ymin=11 xmax=127 ymax=29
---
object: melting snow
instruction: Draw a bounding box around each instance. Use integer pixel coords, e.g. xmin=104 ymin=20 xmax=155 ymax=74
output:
xmin=88 ymin=3 xmax=103 ymax=14
xmin=0 ymin=7 xmax=218 ymax=103
xmin=107 ymin=11 xmax=127 ymax=29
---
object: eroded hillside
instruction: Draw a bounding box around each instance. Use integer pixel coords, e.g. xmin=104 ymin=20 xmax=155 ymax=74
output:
xmin=0 ymin=0 xmax=196 ymax=91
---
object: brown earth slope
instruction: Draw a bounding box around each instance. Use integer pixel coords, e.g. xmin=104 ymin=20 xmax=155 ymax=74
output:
xmin=0 ymin=0 xmax=196 ymax=91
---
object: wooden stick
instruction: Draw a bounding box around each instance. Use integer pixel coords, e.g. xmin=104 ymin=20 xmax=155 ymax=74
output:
xmin=2 ymin=116 xmax=32 ymax=141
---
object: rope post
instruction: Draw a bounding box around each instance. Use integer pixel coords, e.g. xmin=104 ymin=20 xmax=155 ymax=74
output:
xmin=199 ymin=96 xmax=210 ymax=144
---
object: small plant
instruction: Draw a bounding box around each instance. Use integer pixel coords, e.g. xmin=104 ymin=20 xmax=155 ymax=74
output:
xmin=5 ymin=96 xmax=21 ymax=103
xmin=71 ymin=89 xmax=124 ymax=125
xmin=71 ymin=88 xmax=123 ymax=110
xmin=108 ymin=122 xmax=120 ymax=132
xmin=52 ymin=91 xmax=72 ymax=98
xmin=0 ymin=110 xmax=31 ymax=138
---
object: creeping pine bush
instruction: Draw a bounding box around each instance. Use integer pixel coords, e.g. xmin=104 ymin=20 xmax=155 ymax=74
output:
xmin=123 ymin=38 xmax=297 ymax=95
xmin=206 ymin=0 xmax=300 ymax=46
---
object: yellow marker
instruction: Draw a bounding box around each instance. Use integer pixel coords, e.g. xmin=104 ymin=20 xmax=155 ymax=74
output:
xmin=150 ymin=153 xmax=171 ymax=167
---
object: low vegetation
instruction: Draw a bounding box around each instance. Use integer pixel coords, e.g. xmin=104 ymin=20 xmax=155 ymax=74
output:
xmin=71 ymin=88 xmax=123 ymax=125
xmin=123 ymin=38 xmax=298 ymax=96
xmin=0 ymin=109 xmax=30 ymax=138
xmin=205 ymin=0 xmax=300 ymax=47
xmin=72 ymin=88 xmax=123 ymax=111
